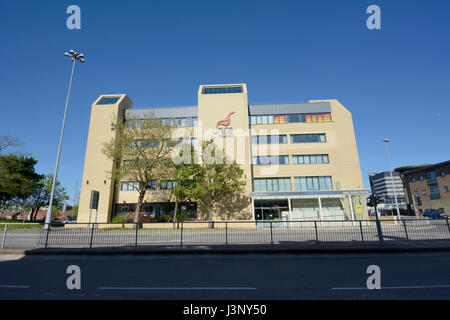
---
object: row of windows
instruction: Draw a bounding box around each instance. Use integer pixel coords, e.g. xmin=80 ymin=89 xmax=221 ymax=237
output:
xmin=161 ymin=117 xmax=198 ymax=127
xmin=292 ymin=154 xmax=329 ymax=164
xmin=126 ymin=117 xmax=198 ymax=128
xmin=411 ymin=171 xmax=446 ymax=182
xmin=252 ymin=156 xmax=289 ymax=165
xmin=251 ymin=134 xmax=326 ymax=145
xmin=121 ymin=180 xmax=178 ymax=191
xmin=128 ymin=138 xmax=197 ymax=149
xmin=252 ymin=154 xmax=329 ymax=165
xmin=253 ymin=176 xmax=333 ymax=192
xmin=202 ymin=86 xmax=243 ymax=94
xmin=249 ymin=113 xmax=331 ymax=125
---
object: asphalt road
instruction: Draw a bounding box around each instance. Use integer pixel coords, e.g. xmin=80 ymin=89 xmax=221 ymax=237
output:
xmin=0 ymin=252 xmax=450 ymax=299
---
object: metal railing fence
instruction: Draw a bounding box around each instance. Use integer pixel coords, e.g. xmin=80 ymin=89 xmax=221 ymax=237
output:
xmin=1 ymin=219 xmax=450 ymax=249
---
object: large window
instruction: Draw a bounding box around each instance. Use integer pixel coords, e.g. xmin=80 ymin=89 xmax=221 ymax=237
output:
xmin=253 ymin=178 xmax=291 ymax=192
xmin=97 ymin=97 xmax=120 ymax=105
xmin=292 ymin=154 xmax=329 ymax=164
xmin=253 ymin=155 xmax=289 ymax=165
xmin=202 ymin=86 xmax=243 ymax=94
xmin=251 ymin=135 xmax=287 ymax=144
xmin=290 ymin=134 xmax=326 ymax=143
xmin=250 ymin=113 xmax=331 ymax=125
xmin=294 ymin=176 xmax=333 ymax=191
xmin=427 ymin=170 xmax=441 ymax=199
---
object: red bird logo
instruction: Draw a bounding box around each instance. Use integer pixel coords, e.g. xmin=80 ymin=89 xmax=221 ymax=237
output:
xmin=216 ymin=111 xmax=235 ymax=127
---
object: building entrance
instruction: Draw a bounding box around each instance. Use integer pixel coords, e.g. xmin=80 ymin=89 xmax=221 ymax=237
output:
xmin=254 ymin=200 xmax=289 ymax=220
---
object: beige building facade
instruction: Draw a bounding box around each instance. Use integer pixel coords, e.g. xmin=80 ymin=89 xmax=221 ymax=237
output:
xmin=78 ymin=84 xmax=368 ymax=223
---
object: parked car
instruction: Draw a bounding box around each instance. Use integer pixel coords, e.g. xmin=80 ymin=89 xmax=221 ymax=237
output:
xmin=423 ymin=209 xmax=448 ymax=219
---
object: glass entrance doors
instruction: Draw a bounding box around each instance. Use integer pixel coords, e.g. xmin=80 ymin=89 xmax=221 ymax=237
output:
xmin=254 ymin=200 xmax=289 ymax=220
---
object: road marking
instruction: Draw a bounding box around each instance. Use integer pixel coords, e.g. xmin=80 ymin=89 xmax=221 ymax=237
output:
xmin=97 ymin=286 xmax=257 ymax=290
xmin=0 ymin=285 xmax=31 ymax=289
xmin=332 ymin=284 xmax=450 ymax=290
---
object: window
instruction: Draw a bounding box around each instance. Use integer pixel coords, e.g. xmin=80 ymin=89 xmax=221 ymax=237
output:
xmin=253 ymin=178 xmax=291 ymax=192
xmin=427 ymin=170 xmax=441 ymax=199
xmin=251 ymin=135 xmax=287 ymax=144
xmin=422 ymin=189 xmax=427 ymax=195
xmin=253 ymin=155 xmax=289 ymax=165
xmin=444 ymin=186 xmax=449 ymax=193
xmin=420 ymin=176 xmax=424 ymax=181
xmin=292 ymin=154 xmax=329 ymax=164
xmin=160 ymin=181 xmax=177 ymax=190
xmin=290 ymin=134 xmax=326 ymax=143
xmin=441 ymin=172 xmax=446 ymax=177
xmin=202 ymin=86 xmax=243 ymax=94
xmin=121 ymin=181 xmax=139 ymax=191
xmin=412 ymin=178 xmax=416 ymax=182
xmin=415 ymin=191 xmax=419 ymax=196
xmin=249 ymin=113 xmax=331 ymax=125
xmin=97 ymin=97 xmax=120 ymax=105
xmin=294 ymin=176 xmax=333 ymax=191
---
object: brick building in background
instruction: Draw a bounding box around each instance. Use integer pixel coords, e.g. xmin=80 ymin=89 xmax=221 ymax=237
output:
xmin=396 ymin=160 xmax=450 ymax=216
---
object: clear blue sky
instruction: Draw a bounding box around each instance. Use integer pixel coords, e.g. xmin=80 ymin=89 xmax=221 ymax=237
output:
xmin=1 ymin=0 xmax=449 ymax=204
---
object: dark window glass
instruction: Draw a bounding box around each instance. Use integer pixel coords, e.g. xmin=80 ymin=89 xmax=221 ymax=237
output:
xmin=202 ymin=86 xmax=243 ymax=94
xmin=97 ymin=97 xmax=120 ymax=105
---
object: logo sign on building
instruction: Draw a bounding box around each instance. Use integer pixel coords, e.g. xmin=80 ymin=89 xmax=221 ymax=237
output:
xmin=90 ymin=190 xmax=100 ymax=210
xmin=356 ymin=204 xmax=363 ymax=213
xmin=214 ymin=111 xmax=235 ymax=137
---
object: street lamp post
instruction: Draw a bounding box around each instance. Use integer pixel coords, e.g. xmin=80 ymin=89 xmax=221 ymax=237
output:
xmin=44 ymin=50 xmax=85 ymax=229
xmin=383 ymin=139 xmax=401 ymax=221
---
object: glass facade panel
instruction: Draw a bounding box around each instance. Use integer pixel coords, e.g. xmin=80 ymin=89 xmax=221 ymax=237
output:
xmin=294 ymin=176 xmax=333 ymax=191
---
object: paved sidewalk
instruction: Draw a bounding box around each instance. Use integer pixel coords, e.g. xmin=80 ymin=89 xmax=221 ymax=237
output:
xmin=2 ymin=239 xmax=450 ymax=255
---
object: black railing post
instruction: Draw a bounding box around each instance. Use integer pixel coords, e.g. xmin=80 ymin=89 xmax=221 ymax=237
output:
xmin=135 ymin=223 xmax=139 ymax=247
xmin=180 ymin=222 xmax=184 ymax=246
xmin=270 ymin=221 xmax=274 ymax=245
xmin=376 ymin=219 xmax=384 ymax=244
xmin=446 ymin=218 xmax=450 ymax=238
xmin=44 ymin=223 xmax=50 ymax=248
xmin=359 ymin=220 xmax=364 ymax=242
xmin=403 ymin=220 xmax=410 ymax=244
xmin=225 ymin=222 xmax=228 ymax=245
xmin=89 ymin=224 xmax=95 ymax=248
xmin=314 ymin=221 xmax=319 ymax=244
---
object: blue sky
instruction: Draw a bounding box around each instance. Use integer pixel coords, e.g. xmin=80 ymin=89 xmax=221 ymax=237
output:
xmin=1 ymin=0 xmax=449 ymax=204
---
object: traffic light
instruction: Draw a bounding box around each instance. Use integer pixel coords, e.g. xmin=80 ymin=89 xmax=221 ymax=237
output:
xmin=367 ymin=195 xmax=381 ymax=207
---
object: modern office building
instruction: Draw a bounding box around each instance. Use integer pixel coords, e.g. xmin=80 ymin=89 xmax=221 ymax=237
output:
xmin=78 ymin=84 xmax=369 ymax=223
xmin=396 ymin=161 xmax=450 ymax=216
xmin=369 ymin=171 xmax=406 ymax=208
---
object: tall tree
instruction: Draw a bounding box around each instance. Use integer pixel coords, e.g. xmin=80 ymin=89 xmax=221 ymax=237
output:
xmin=26 ymin=174 xmax=69 ymax=221
xmin=103 ymin=113 xmax=178 ymax=223
xmin=0 ymin=155 xmax=42 ymax=207
xmin=173 ymin=140 xmax=247 ymax=222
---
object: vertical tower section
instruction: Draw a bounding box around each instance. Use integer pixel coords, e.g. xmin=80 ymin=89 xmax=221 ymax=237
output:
xmin=78 ymin=95 xmax=132 ymax=223
xmin=197 ymin=84 xmax=253 ymax=219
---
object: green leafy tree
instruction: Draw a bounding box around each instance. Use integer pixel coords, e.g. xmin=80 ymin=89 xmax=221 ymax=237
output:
xmin=103 ymin=113 xmax=178 ymax=223
xmin=173 ymin=140 xmax=247 ymax=222
xmin=26 ymin=174 xmax=69 ymax=221
xmin=0 ymin=155 xmax=42 ymax=209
